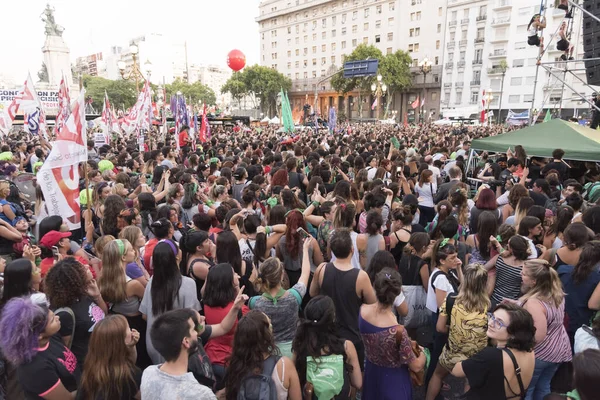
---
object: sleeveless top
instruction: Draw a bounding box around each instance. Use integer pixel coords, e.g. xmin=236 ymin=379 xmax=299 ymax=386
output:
xmin=491 ymin=257 xmax=523 ymax=306
xmin=111 ymin=276 xmax=142 ymax=316
xmin=390 ymin=228 xmax=411 ymax=264
xmin=365 ymin=234 xmax=383 ymax=267
xmin=330 ymin=231 xmax=361 ymax=270
xmin=320 ymin=263 xmax=362 ymax=344
xmin=527 ymin=24 xmax=538 ymax=37
xmin=525 ymin=298 xmax=572 ymax=363
xmin=272 ymin=358 xmax=288 ymax=400
xmin=188 ymin=258 xmax=214 ymax=303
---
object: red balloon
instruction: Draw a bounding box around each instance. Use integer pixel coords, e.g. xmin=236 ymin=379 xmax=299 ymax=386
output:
xmin=227 ymin=49 xmax=246 ymax=72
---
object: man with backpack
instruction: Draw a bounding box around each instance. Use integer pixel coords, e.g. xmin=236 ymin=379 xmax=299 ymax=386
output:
xmin=141 ymin=309 xmax=217 ymax=400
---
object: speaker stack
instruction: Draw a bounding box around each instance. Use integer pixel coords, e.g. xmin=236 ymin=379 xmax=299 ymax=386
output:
xmin=583 ymin=0 xmax=600 ymax=85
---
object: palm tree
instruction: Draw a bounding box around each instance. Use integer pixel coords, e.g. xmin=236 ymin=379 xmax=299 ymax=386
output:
xmin=497 ymin=60 xmax=509 ymax=124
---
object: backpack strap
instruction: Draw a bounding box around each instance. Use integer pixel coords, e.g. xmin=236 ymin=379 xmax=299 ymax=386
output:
xmin=445 ymin=293 xmax=457 ymax=328
xmin=582 ymin=325 xmax=600 ymax=348
xmin=263 ymin=355 xmax=281 ymax=376
xmin=502 ymin=348 xmax=526 ymax=399
xmin=430 ymin=270 xmax=445 ymax=291
xmin=55 ymin=307 xmax=76 ymax=349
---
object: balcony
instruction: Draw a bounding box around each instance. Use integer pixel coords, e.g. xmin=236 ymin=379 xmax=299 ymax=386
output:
xmin=446 ymin=62 xmax=454 ymax=69
xmin=447 ymin=42 xmax=456 ymax=49
xmin=457 ymin=61 xmax=466 ymax=68
xmin=459 ymin=39 xmax=468 ymax=47
xmin=493 ymin=0 xmax=512 ymax=10
xmin=461 ymin=18 xmax=470 ymax=24
xmin=490 ymin=36 xmax=509 ymax=43
xmin=489 ymin=50 xmax=507 ymax=58
xmin=470 ymin=80 xmax=481 ymax=86
xmin=472 ymin=59 xmax=483 ymax=65
xmin=492 ymin=17 xmax=511 ymax=26
xmin=456 ymin=82 xmax=464 ymax=88
xmin=444 ymin=82 xmax=452 ymax=88
xmin=475 ymin=37 xmax=485 ymax=43
xmin=476 ymin=15 xmax=487 ymax=21
xmin=488 ymin=67 xmax=507 ymax=74
xmin=449 ymin=20 xmax=457 ymax=26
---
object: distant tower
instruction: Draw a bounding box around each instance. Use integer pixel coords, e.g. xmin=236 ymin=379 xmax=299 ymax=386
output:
xmin=41 ymin=4 xmax=73 ymax=87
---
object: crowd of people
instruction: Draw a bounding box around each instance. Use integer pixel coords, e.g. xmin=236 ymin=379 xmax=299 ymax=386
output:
xmin=0 ymin=121 xmax=599 ymax=400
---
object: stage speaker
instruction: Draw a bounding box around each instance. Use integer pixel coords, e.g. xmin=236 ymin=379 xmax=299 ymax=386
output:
xmin=583 ymin=0 xmax=600 ymax=85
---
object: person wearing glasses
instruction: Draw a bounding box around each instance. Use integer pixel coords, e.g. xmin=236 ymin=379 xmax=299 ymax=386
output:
xmin=451 ymin=303 xmax=536 ymax=400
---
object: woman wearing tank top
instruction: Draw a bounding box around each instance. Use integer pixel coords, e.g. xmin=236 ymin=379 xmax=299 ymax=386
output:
xmin=356 ymin=210 xmax=385 ymax=269
xmin=329 ymin=202 xmax=362 ymax=270
xmin=520 ymin=260 xmax=572 ymax=400
xmin=310 ymin=229 xmax=377 ymax=368
xmin=485 ymin=236 xmax=530 ymax=308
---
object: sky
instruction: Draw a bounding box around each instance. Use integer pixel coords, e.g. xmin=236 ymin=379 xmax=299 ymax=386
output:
xmin=0 ymin=0 xmax=261 ymax=85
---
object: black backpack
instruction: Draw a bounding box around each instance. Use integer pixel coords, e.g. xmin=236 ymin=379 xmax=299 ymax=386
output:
xmin=238 ymin=355 xmax=281 ymax=400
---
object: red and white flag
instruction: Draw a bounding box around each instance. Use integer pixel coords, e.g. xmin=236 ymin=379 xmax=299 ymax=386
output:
xmin=480 ymin=89 xmax=487 ymax=124
xmin=371 ymin=97 xmax=378 ymax=111
xmin=421 ymin=97 xmax=425 ymax=109
xmin=123 ymin=80 xmax=152 ymax=134
xmin=101 ymin=91 xmax=112 ymax=144
xmin=36 ymin=89 xmax=88 ymax=230
xmin=19 ymin=73 xmax=48 ymax=140
xmin=411 ymin=97 xmax=420 ymax=109
xmin=55 ymin=75 xmax=71 ymax=135
xmin=199 ymin=104 xmax=208 ymax=144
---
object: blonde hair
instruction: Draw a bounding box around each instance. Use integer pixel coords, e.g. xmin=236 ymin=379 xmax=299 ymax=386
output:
xmin=254 ymin=257 xmax=284 ymax=293
xmin=119 ymin=226 xmax=143 ymax=256
xmin=94 ymin=235 xmax=115 ymax=258
xmin=455 ymin=263 xmax=490 ymax=313
xmin=98 ymin=239 xmax=131 ymax=304
xmin=520 ymin=259 xmax=565 ymax=307
xmin=112 ymin=183 xmax=125 ymax=196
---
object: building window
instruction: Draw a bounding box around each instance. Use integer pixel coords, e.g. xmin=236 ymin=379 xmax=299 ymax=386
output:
xmin=322 ymin=31 xmax=326 ymax=39
xmin=363 ymin=37 xmax=368 ymax=44
xmin=352 ymin=38 xmax=358 ymax=47
xmin=287 ymin=62 xmax=291 ymax=69
xmin=295 ymin=72 xmax=300 ymax=79
xmin=470 ymin=92 xmax=478 ymax=103
xmin=448 ymin=52 xmax=454 ymax=61
xmin=509 ymin=95 xmax=520 ymax=103
xmin=312 ymin=21 xmax=317 ymax=30
xmin=436 ymin=40 xmax=440 ymax=49
xmin=376 ymin=20 xmax=381 ymax=28
xmin=390 ymin=1 xmax=395 ymax=11
xmin=321 ymin=69 xmax=326 ymax=76
xmin=415 ymin=27 xmax=420 ymax=36
xmin=375 ymin=35 xmax=381 ymax=43
xmin=514 ymin=42 xmax=526 ymax=50
xmin=342 ymin=41 xmax=347 ymax=49
xmin=456 ymin=92 xmax=463 ymax=104
xmin=295 ymin=61 xmax=299 ymax=68
xmin=388 ymin=32 xmax=393 ymax=41
xmin=460 ymin=51 xmax=465 ymax=60
xmin=296 ymin=25 xmax=299 ymax=34
xmin=312 ymin=71 xmax=317 ymax=78
xmin=365 ymin=8 xmax=369 ymax=17
xmin=414 ymin=43 xmax=420 ymax=52
xmin=409 ymin=44 xmax=414 ymax=52
xmin=331 ymin=56 xmax=336 ymax=64
xmin=410 ymin=28 xmax=414 ymax=37
xmin=304 ymin=71 xmax=308 ymax=78
xmin=303 ymin=60 xmax=307 ymax=67
xmin=332 ymin=29 xmax=336 ymax=37
xmin=312 ymin=46 xmax=316 ymax=53
xmin=303 ymin=47 xmax=308 ymax=55
xmin=321 ymin=57 xmax=326 ymax=65
xmin=511 ymin=77 xmax=522 ymax=85
xmin=332 ymin=43 xmax=337 ymax=51
xmin=342 ymin=27 xmax=347 ymax=35
xmin=313 ymin=33 xmax=317 ymax=40
xmin=410 ymin=12 xmax=415 ymax=21
xmin=352 ymin=25 xmax=357 ymax=33
xmin=321 ymin=44 xmax=326 ymax=51
xmin=513 ymin=59 xmax=524 ymax=67
xmin=322 ymin=18 xmax=326 ymax=28
xmin=526 ymin=76 xmax=535 ymax=85
xmin=332 ymin=16 xmax=336 ymax=25
xmin=353 ymin=11 xmax=357 ymax=20
xmin=377 ymin=5 xmax=382 ymax=13
xmin=342 ymin=14 xmax=346 ymax=23
xmin=287 ymin=50 xmax=291 ymax=57
xmin=435 ymin=56 xmax=439 ymax=65
xmin=364 ymin=23 xmax=369 ymax=31
xmin=387 ymin=47 xmax=393 ymax=54
xmin=416 ymin=11 xmax=421 ymax=20
xmin=304 ymin=35 xmax=308 ymax=42
xmin=461 ymin=30 xmax=467 ymax=40
xmin=439 ymin=7 xmax=443 ymax=16
xmin=524 ymin=94 xmax=533 ymax=102
xmin=296 ymin=49 xmax=300 ymax=56
xmin=312 ymin=58 xmax=317 ymax=66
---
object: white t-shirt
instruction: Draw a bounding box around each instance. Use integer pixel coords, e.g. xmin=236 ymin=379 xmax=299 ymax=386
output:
xmin=426 ymin=268 xmax=456 ymax=313
xmin=429 ymin=165 xmax=441 ymax=182
xmin=367 ymin=167 xmax=377 ymax=181
xmin=415 ymin=182 xmax=437 ymax=208
xmin=521 ymin=235 xmax=538 ymax=259
xmin=574 ymin=326 xmax=600 ymax=354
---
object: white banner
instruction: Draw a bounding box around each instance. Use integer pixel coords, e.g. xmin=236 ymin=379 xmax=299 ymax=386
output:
xmin=0 ymin=89 xmax=59 ymax=115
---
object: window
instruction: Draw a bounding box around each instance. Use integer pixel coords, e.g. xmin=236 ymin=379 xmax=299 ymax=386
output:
xmin=312 ymin=58 xmax=317 ymax=66
xmin=295 ymin=72 xmax=300 ymax=79
xmin=389 ymin=1 xmax=395 ymax=11
xmin=352 ymin=38 xmax=358 ymax=47
xmin=303 ymin=47 xmax=308 ymax=55
xmin=342 ymin=27 xmax=347 ymax=35
xmin=410 ymin=12 xmax=415 ymax=21
xmin=364 ymin=8 xmax=369 ymax=17
xmin=331 ymin=56 xmax=336 ymax=64
xmin=296 ymin=49 xmax=300 ymax=56
xmin=321 ymin=69 xmax=326 ymax=76
xmin=451 ymin=10 xmax=457 ymax=20
xmin=437 ymin=24 xmax=441 ymax=33
xmin=364 ymin=23 xmax=369 ymax=31
xmin=475 ymin=49 xmax=482 ymax=60
xmin=460 ymin=51 xmax=465 ymax=60
xmin=353 ymin=11 xmax=358 ymax=20
xmin=409 ymin=44 xmax=414 ymax=52
xmin=322 ymin=18 xmax=326 ymax=28
xmin=416 ymin=11 xmax=421 ymax=20
xmin=473 ymin=70 xmax=481 ymax=80
xmin=436 ymin=40 xmax=440 ymax=49
xmin=515 ymin=41 xmax=526 ymax=50
xmin=322 ymin=31 xmax=326 ymax=39
xmin=376 ymin=5 xmax=382 ymax=13
xmin=332 ymin=29 xmax=336 ymax=37
xmin=470 ymin=92 xmax=478 ymax=103
xmin=509 ymin=95 xmax=520 ymax=103
xmin=375 ymin=34 xmax=381 ymax=43
xmin=304 ymin=35 xmax=308 ymax=42
xmin=321 ymin=44 xmax=326 ymax=51
xmin=342 ymin=41 xmax=347 ymax=49
xmin=295 ymin=61 xmax=299 ymax=68
xmin=287 ymin=27 xmax=291 ymax=34
xmin=332 ymin=43 xmax=336 ymax=51
xmin=448 ymin=52 xmax=454 ymax=61
xmin=387 ymin=32 xmax=393 ymax=41
xmin=342 ymin=13 xmax=347 ymax=23
xmin=388 ymin=17 xmax=394 ymax=26
xmin=410 ymin=28 xmax=414 ymax=37
xmin=439 ymin=7 xmax=443 ymax=16
xmin=518 ymin=6 xmax=532 ymax=16
xmin=527 ymin=58 xmax=537 ymax=66
xmin=456 ymin=92 xmax=463 ymax=104
xmin=461 ymin=30 xmax=467 ymax=39
xmin=524 ymin=94 xmax=533 ymax=102
xmin=321 ymin=57 xmax=326 ymax=65
xmin=312 ymin=71 xmax=317 ymax=78
xmin=450 ymin=31 xmax=455 ymax=41
xmin=511 ymin=77 xmax=522 ymax=85
xmin=463 ymin=8 xmax=469 ymax=17
xmin=312 ymin=46 xmax=316 ymax=53
xmin=479 ymin=5 xmax=487 ymax=16
xmin=387 ymin=47 xmax=393 ymax=54
xmin=525 ymin=76 xmax=536 ymax=85
xmin=312 ymin=20 xmax=317 ymax=30
xmin=513 ymin=59 xmax=524 ymax=67
xmin=352 ymin=25 xmax=357 ymax=33
xmin=433 ymin=75 xmax=439 ymax=83
xmin=303 ymin=60 xmax=307 ymax=67
xmin=376 ymin=20 xmax=381 ymax=28
xmin=332 ymin=16 xmax=336 ymax=25
xmin=477 ymin=28 xmax=485 ymax=39
xmin=271 ymin=53 xmax=277 ymax=59
xmin=304 ymin=71 xmax=308 ymax=78
xmin=303 ymin=23 xmax=307 ymax=32
xmin=415 ymin=27 xmax=420 ymax=36
xmin=363 ymin=37 xmax=368 ymax=44
xmin=313 ymin=33 xmax=317 ymax=40
xmin=435 ymin=56 xmax=439 ymax=65
xmin=261 ymin=33 xmax=265 ymax=40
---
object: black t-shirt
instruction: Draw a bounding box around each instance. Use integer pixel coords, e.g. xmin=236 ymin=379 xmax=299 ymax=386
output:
xmin=462 ymin=347 xmax=512 ymax=400
xmin=18 ymin=336 xmax=81 ymax=399
xmin=529 ymin=190 xmax=549 ymax=207
xmin=542 ymin=161 xmax=568 ymax=182
xmin=288 ymin=171 xmax=305 ymax=190
xmin=75 ymin=367 xmax=142 ymax=400
xmin=56 ymin=296 xmax=106 ymax=367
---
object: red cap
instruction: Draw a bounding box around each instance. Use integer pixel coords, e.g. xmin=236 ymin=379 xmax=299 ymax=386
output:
xmin=40 ymin=230 xmax=72 ymax=248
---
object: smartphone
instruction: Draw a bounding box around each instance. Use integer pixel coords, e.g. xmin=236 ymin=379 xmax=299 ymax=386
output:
xmin=52 ymin=246 xmax=59 ymax=261
xmin=296 ymin=227 xmax=311 ymax=240
xmin=315 ymin=183 xmax=319 ymax=193
xmin=396 ymin=166 xmax=403 ymax=177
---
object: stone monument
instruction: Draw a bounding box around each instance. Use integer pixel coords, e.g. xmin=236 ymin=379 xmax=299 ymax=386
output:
xmin=41 ymin=4 xmax=73 ymax=87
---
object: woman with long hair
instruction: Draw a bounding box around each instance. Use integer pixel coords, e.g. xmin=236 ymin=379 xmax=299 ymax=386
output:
xmin=276 ymin=209 xmax=323 ymax=287
xmin=487 ymin=235 xmax=531 ymax=307
xmin=449 ymin=186 xmax=469 ymax=231
xmin=543 ymin=205 xmax=574 ymax=250
xmin=137 ymin=192 xmax=158 ymax=239
xmin=502 ymin=185 xmax=530 ymax=223
xmin=542 ymin=222 xmax=591 ymax=269
xmin=292 ymin=296 xmax=362 ymax=398
xmin=142 ymin=218 xmax=174 ymax=275
xmin=330 ymin=202 xmax=361 ymax=270
xmin=180 ymin=230 xmax=215 ymax=301
xmin=224 ymin=310 xmax=302 ymax=400
xmin=250 ymin=239 xmax=312 ymax=358
xmin=100 ymin=195 xmax=127 ymax=237
xmin=365 ymin=250 xmax=409 ymax=317
xmin=216 ymin=229 xmax=257 ymax=297
xmin=119 ymin=226 xmax=150 ymax=286
xmin=357 ymin=210 xmax=385 ymax=268
xmin=203 ymin=263 xmax=249 ymax=384
xmin=388 ymin=205 xmax=415 ymax=264
xmin=0 ymin=298 xmax=81 ymax=399
xmin=559 ymin=241 xmax=600 ymax=344
xmin=0 ymin=258 xmax=44 ymax=308
xmin=415 ymin=169 xmax=437 ymax=226
xmin=451 ymin=303 xmax=536 ymax=399
xmin=518 ymin=216 xmax=543 ymax=259
xmin=466 ymin=210 xmax=499 ymax=264
xmin=426 ymin=264 xmax=490 ymax=400
xmin=139 ymin=239 xmax=200 ymax=364
xmin=180 ymin=182 xmax=201 ymax=226
xmin=508 ymin=196 xmax=535 ymax=229
xmin=520 ymin=259 xmax=572 ymax=400
xmin=78 ymin=315 xmax=141 ymax=400
xmin=469 ymin=187 xmax=501 ymax=234
xmin=359 ymin=268 xmax=426 ymax=399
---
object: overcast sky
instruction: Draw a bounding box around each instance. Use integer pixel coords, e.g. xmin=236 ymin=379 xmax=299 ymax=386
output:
xmin=0 ymin=0 xmax=261 ymax=84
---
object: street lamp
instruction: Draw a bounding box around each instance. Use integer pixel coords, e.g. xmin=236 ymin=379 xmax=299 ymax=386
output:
xmin=418 ymin=57 xmax=432 ymax=123
xmin=371 ymin=74 xmax=387 ymax=120
xmin=486 ymin=89 xmax=494 ymax=126
xmin=117 ymin=44 xmax=151 ymax=93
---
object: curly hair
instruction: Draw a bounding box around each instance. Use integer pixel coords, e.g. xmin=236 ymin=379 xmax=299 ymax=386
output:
xmin=0 ymin=297 xmax=49 ymax=365
xmin=101 ymin=195 xmax=127 ymax=236
xmin=45 ymin=257 xmax=89 ymax=308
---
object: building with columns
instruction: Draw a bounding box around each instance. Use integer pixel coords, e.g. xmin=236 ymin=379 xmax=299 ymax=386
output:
xmin=256 ymin=0 xmax=446 ymax=122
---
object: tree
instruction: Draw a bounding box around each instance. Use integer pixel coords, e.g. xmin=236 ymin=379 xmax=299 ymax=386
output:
xmin=82 ymin=75 xmax=137 ymax=111
xmin=38 ymin=63 xmax=48 ymax=83
xmin=221 ymin=72 xmax=248 ymax=109
xmin=379 ymin=50 xmax=413 ymax=118
xmin=165 ymin=79 xmax=216 ymax=107
xmin=331 ymin=44 xmax=383 ymax=118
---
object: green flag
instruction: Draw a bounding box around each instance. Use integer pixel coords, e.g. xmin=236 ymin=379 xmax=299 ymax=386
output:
xmin=543 ymin=109 xmax=552 ymax=122
xmin=281 ymin=88 xmax=294 ymax=133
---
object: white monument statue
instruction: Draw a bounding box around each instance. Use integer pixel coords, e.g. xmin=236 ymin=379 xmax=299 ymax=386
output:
xmin=41 ymin=4 xmax=73 ymax=87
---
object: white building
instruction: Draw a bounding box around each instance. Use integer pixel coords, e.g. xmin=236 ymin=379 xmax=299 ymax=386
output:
xmin=441 ymin=0 xmax=593 ymax=120
xmin=188 ymin=64 xmax=233 ymax=107
xmin=256 ymin=0 xmax=446 ymax=122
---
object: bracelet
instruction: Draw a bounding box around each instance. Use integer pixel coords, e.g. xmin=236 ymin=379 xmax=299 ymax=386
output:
xmin=265 ymin=226 xmax=272 ymax=235
xmin=312 ymin=201 xmax=320 ymax=208
xmin=205 ymin=200 xmax=214 ymax=207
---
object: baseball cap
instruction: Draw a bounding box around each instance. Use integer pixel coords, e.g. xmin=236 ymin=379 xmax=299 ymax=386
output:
xmin=98 ymin=160 xmax=114 ymax=172
xmin=40 ymin=230 xmax=72 ymax=248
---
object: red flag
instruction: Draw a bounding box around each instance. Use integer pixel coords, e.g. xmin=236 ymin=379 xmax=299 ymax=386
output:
xmin=411 ymin=97 xmax=420 ymax=109
xmin=480 ymin=90 xmax=486 ymax=123
xmin=101 ymin=91 xmax=112 ymax=144
xmin=199 ymin=105 xmax=208 ymax=143
xmin=403 ymin=113 xmax=408 ymax=128
xmin=55 ymin=76 xmax=71 ymax=134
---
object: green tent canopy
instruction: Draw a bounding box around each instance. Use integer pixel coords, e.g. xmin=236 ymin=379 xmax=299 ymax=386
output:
xmin=471 ymin=119 xmax=600 ymax=162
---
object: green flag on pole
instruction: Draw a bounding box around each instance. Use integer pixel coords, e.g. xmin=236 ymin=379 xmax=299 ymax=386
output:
xmin=543 ymin=109 xmax=552 ymax=122
xmin=280 ymin=88 xmax=294 ymax=133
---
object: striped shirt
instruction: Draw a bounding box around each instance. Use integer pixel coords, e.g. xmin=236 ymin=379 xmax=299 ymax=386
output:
xmin=491 ymin=257 xmax=523 ymax=306
xmin=530 ymin=298 xmax=572 ymax=363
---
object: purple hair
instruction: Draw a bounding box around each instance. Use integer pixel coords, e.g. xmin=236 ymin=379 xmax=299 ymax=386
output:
xmin=0 ymin=297 xmax=49 ymax=365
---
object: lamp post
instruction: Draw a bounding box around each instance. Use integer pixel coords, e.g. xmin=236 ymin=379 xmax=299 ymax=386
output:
xmin=486 ymin=89 xmax=494 ymax=126
xmin=117 ymin=44 xmax=152 ymax=93
xmin=370 ymin=74 xmax=387 ymax=120
xmin=419 ymin=57 xmax=432 ymax=123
